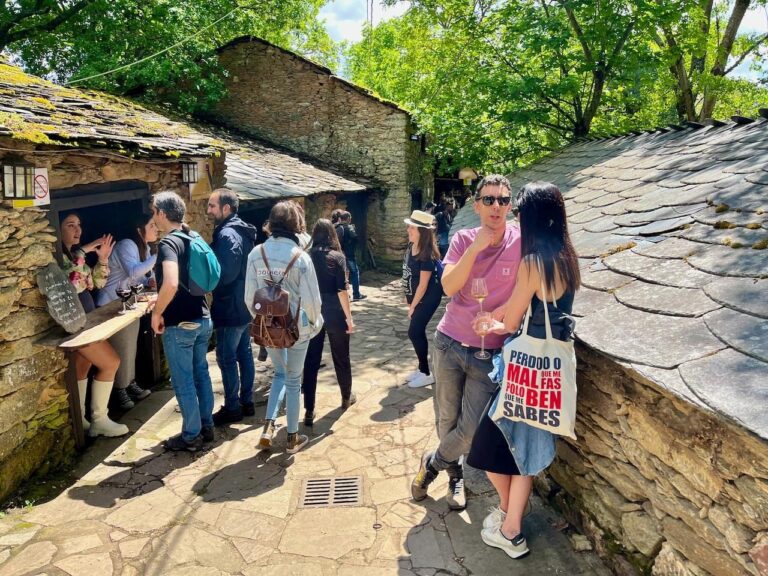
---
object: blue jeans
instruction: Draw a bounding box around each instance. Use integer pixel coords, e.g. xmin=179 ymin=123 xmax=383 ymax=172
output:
xmin=265 ymin=340 xmax=310 ymax=434
xmin=163 ymin=318 xmax=214 ymax=442
xmin=215 ymin=324 xmax=255 ymax=412
xmin=348 ymin=258 xmax=361 ymax=299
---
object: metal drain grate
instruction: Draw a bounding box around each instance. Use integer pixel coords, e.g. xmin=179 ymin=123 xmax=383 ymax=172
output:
xmin=299 ymin=476 xmax=362 ymax=508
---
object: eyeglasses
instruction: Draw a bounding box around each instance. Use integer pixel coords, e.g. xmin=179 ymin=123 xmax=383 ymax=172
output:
xmin=476 ymin=195 xmax=512 ymax=207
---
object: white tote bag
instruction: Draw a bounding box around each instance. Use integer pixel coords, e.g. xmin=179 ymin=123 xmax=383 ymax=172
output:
xmin=490 ymin=274 xmax=577 ymax=440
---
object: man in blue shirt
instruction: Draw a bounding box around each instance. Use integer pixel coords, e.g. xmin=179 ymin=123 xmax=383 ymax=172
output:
xmin=206 ymin=188 xmax=259 ymax=426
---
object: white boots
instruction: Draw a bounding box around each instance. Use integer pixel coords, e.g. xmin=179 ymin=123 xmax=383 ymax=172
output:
xmin=87 ymin=379 xmax=129 ymax=438
xmin=77 ymin=379 xmax=90 ymax=432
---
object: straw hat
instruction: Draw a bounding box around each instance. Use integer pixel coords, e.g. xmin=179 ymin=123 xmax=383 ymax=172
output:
xmin=404 ymin=210 xmax=436 ymax=229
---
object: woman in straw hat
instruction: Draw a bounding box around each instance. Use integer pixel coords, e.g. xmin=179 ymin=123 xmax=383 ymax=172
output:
xmin=402 ymin=209 xmax=444 ymax=388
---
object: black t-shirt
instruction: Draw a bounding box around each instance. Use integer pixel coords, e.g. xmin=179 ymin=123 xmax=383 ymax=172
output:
xmin=155 ymin=232 xmax=210 ymax=327
xmin=435 ymin=211 xmax=452 ymax=235
xmin=311 ymin=247 xmax=348 ymax=294
xmin=402 ymin=243 xmax=440 ymax=304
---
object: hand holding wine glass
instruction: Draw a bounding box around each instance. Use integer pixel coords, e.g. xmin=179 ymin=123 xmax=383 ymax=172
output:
xmin=474 ymin=311 xmax=493 ymax=359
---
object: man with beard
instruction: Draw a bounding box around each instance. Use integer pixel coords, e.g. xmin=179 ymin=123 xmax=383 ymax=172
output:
xmin=206 ymin=188 xmax=259 ymax=426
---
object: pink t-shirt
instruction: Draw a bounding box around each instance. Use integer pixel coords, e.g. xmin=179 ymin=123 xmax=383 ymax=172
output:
xmin=436 ymin=222 xmax=522 ymax=349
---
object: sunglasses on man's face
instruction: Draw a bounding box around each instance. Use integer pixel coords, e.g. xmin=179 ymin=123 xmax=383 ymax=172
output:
xmin=476 ymin=195 xmax=512 ymax=207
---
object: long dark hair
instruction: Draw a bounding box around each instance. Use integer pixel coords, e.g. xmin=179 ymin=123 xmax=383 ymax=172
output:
xmin=130 ymin=212 xmax=154 ymax=261
xmin=311 ymin=219 xmax=341 ymax=251
xmin=516 ymin=181 xmax=580 ymax=294
xmin=59 ymin=210 xmax=82 ymax=263
xmin=413 ymin=226 xmax=440 ymax=262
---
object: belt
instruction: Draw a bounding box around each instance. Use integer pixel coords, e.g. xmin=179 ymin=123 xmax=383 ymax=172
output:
xmin=460 ymin=342 xmax=501 ymax=355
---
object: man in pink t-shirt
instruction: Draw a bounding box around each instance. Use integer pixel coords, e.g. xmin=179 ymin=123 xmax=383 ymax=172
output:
xmin=411 ymin=174 xmax=521 ymax=510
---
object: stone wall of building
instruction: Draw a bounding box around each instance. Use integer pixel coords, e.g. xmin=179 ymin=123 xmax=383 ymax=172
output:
xmin=0 ymin=144 xmax=195 ymax=504
xmin=211 ymin=39 xmax=433 ymax=269
xmin=536 ymin=343 xmax=767 ymax=576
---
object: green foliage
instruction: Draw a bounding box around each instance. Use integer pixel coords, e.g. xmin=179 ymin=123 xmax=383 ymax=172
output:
xmin=348 ymin=0 xmax=768 ymax=172
xmin=7 ymin=0 xmax=339 ymax=113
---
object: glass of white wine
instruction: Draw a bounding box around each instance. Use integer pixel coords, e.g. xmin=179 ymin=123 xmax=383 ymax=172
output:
xmin=471 ymin=277 xmax=488 ymax=312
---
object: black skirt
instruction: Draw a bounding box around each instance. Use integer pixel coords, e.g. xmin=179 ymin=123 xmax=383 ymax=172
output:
xmin=467 ymin=411 xmax=521 ymax=476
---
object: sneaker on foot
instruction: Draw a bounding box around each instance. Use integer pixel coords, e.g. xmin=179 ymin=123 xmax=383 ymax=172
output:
xmin=212 ymin=406 xmax=243 ymax=426
xmin=446 ymin=476 xmax=466 ymax=510
xmin=286 ymin=432 xmax=309 ymax=454
xmin=341 ymin=392 xmax=357 ymax=411
xmin=126 ymin=381 xmax=150 ymax=401
xmin=481 ymin=527 xmax=529 ymax=559
xmin=201 ymin=426 xmax=215 ymax=443
xmin=258 ymin=420 xmax=275 ymax=450
xmin=405 ymin=370 xmax=423 ymax=382
xmin=240 ymin=402 xmax=256 ymax=417
xmin=408 ymin=373 xmax=435 ymax=388
xmin=483 ymin=506 xmax=507 ymax=530
xmin=411 ymin=452 xmax=438 ymax=501
xmin=114 ymin=388 xmax=135 ymax=410
xmin=164 ymin=433 xmax=202 ymax=452
xmin=352 ymin=294 xmax=367 ymax=302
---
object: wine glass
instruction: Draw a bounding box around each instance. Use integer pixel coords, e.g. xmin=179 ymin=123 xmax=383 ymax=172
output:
xmin=471 ymin=278 xmax=489 ymax=312
xmin=116 ymin=288 xmax=133 ymax=315
xmin=475 ymin=311 xmax=493 ymax=360
xmin=130 ymin=283 xmax=144 ymax=307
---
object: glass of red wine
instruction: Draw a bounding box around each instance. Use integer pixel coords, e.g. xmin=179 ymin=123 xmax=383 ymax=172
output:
xmin=116 ymin=287 xmax=133 ymax=315
xmin=130 ymin=283 xmax=144 ymax=307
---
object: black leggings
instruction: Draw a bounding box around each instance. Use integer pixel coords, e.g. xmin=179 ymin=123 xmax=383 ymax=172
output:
xmin=302 ymin=326 xmax=352 ymax=412
xmin=408 ymin=290 xmax=442 ymax=375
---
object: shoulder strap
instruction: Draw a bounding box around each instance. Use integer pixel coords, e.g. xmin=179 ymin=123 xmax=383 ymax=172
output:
xmin=260 ymin=245 xmax=302 ymax=286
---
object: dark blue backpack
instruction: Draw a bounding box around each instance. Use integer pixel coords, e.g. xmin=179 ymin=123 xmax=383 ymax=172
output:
xmin=434 ymin=258 xmax=445 ymax=296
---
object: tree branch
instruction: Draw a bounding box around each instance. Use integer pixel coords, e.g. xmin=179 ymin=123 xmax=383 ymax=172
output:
xmin=1 ymin=0 xmax=97 ymax=48
xmin=724 ymin=32 xmax=768 ymax=75
xmin=560 ymin=2 xmax=593 ymax=62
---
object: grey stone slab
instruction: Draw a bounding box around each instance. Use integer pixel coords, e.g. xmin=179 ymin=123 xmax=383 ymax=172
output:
xmin=572 ymin=286 xmax=617 ymax=317
xmin=703 ymin=277 xmax=768 ymax=318
xmin=712 ymin=173 xmax=746 ymax=189
xmin=584 ymin=219 xmax=620 ymax=233
xmin=601 ymin=201 xmax=632 ymax=215
xmin=619 ymin=182 xmax=660 ymax=199
xmin=707 ymin=182 xmax=768 ymax=213
xmin=614 ymin=282 xmax=720 ymax=317
xmin=572 ymin=232 xmax=638 ymax=259
xmin=581 ymin=268 xmax=635 ymax=291
xmin=745 ymin=170 xmax=768 ymax=185
xmin=571 ymin=207 xmax=611 ymax=224
xmin=36 ymin=263 xmax=86 ymax=334
xmin=589 ymin=193 xmax=624 ymax=208
xmin=613 ymin=216 xmax=693 ymax=237
xmin=575 ymin=301 xmax=726 ymax=368
xmin=603 ymin=250 xmax=718 ymax=288
xmin=686 ymin=245 xmax=768 ymax=278
xmin=613 ymin=204 xmax=706 ymax=227
xmin=693 ymin=209 xmax=766 ymax=228
xmin=627 ymin=363 xmax=709 ymax=410
xmin=721 ymin=158 xmax=762 ymax=175
xmin=678 ymin=349 xmax=768 ymax=440
xmin=676 ymin=222 xmax=766 ymax=248
xmin=571 ymin=187 xmax=614 ymax=204
xmin=704 ymin=308 xmax=768 ymax=362
xmin=625 ymin=186 xmax=710 ymax=210
xmin=631 ymin=237 xmax=705 ymax=260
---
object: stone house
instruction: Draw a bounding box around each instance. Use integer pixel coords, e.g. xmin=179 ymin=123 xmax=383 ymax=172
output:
xmin=208 ymin=36 xmax=433 ymax=269
xmin=451 ymin=120 xmax=767 ymax=576
xmin=0 ymin=60 xmax=225 ymax=503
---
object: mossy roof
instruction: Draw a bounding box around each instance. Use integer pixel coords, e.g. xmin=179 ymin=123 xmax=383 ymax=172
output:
xmin=0 ymin=62 xmax=219 ymax=158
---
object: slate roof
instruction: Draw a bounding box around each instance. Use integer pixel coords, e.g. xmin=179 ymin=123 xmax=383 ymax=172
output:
xmin=451 ymin=121 xmax=768 ymax=440
xmin=193 ymin=124 xmax=372 ymax=201
xmin=0 ymin=61 xmax=218 ymax=158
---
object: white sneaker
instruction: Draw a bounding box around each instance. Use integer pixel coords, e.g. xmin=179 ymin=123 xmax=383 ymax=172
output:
xmin=481 ymin=527 xmax=529 ymax=559
xmin=405 ymin=370 xmax=422 ymax=382
xmin=408 ymin=373 xmax=435 ymax=388
xmin=483 ymin=506 xmax=507 ymax=530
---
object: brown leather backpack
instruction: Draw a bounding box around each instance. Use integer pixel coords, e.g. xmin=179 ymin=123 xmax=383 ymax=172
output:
xmin=249 ymin=245 xmax=302 ymax=349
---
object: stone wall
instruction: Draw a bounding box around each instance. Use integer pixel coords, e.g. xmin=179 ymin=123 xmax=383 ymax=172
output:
xmin=0 ymin=143 xmax=198 ymax=504
xmin=211 ymin=38 xmax=433 ymax=268
xmin=536 ymin=343 xmax=767 ymax=576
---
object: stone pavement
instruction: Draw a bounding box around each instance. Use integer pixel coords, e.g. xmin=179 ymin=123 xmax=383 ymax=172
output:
xmin=0 ymin=274 xmax=610 ymax=576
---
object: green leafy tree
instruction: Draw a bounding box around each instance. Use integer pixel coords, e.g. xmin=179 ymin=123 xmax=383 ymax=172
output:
xmin=5 ymin=0 xmax=338 ymax=112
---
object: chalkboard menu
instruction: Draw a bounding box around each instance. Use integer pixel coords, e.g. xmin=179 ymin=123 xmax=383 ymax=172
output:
xmin=37 ymin=263 xmax=86 ymax=333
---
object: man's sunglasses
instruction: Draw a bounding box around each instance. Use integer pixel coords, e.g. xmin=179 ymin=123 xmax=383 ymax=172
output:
xmin=476 ymin=195 xmax=512 ymax=207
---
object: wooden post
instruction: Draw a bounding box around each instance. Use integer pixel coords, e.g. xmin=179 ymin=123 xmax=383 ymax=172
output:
xmin=64 ymin=350 xmax=86 ymax=449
